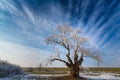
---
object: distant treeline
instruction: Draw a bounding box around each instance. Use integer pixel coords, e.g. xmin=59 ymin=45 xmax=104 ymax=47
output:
xmin=23 ymin=67 xmax=69 ymax=74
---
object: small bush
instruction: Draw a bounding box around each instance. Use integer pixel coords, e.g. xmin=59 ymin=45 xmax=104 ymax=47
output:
xmin=0 ymin=59 xmax=25 ymax=78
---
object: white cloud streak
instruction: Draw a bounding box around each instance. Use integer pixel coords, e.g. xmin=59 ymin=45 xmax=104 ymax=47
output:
xmin=0 ymin=40 xmax=53 ymax=67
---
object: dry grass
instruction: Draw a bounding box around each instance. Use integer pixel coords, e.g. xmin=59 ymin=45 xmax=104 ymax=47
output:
xmin=24 ymin=67 xmax=120 ymax=74
xmin=89 ymin=67 xmax=120 ymax=74
xmin=48 ymin=75 xmax=87 ymax=80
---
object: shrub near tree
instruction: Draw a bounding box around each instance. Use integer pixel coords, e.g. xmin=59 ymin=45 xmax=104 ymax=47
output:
xmin=0 ymin=59 xmax=25 ymax=78
xmin=46 ymin=24 xmax=101 ymax=78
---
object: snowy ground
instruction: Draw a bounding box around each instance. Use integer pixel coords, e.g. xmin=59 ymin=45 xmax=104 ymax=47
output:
xmin=80 ymin=72 xmax=120 ymax=80
xmin=0 ymin=72 xmax=120 ymax=80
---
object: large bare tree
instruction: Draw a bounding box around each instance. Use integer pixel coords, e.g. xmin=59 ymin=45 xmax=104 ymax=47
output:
xmin=46 ymin=24 xmax=101 ymax=78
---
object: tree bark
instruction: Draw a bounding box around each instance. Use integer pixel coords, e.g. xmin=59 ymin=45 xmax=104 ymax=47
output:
xmin=69 ymin=64 xmax=80 ymax=78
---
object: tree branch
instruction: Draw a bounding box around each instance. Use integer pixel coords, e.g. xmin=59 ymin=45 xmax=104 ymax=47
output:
xmin=78 ymin=55 xmax=83 ymax=65
xmin=66 ymin=47 xmax=73 ymax=65
xmin=50 ymin=58 xmax=70 ymax=67
xmin=74 ymin=43 xmax=79 ymax=64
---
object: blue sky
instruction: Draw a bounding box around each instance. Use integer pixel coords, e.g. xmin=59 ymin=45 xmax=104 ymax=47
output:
xmin=0 ymin=0 xmax=120 ymax=67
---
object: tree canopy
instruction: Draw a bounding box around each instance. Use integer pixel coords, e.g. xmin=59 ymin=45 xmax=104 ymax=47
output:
xmin=46 ymin=24 xmax=101 ymax=78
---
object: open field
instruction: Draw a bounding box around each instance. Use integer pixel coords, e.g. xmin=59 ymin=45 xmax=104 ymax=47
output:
xmin=1 ymin=72 xmax=120 ymax=80
xmin=1 ymin=67 xmax=120 ymax=80
xmin=23 ymin=67 xmax=120 ymax=74
xmin=89 ymin=67 xmax=120 ymax=74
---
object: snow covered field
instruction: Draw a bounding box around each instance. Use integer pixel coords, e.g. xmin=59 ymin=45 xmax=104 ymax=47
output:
xmin=0 ymin=72 xmax=120 ymax=80
xmin=80 ymin=72 xmax=120 ymax=80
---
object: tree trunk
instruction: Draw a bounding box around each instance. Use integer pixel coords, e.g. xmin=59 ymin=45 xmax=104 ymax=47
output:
xmin=69 ymin=64 xmax=80 ymax=78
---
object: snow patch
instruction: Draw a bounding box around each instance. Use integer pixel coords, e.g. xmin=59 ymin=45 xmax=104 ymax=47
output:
xmin=0 ymin=73 xmax=120 ymax=80
xmin=80 ymin=72 xmax=120 ymax=80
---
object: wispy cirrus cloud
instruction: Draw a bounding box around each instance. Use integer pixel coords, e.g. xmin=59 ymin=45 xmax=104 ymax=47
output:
xmin=0 ymin=0 xmax=120 ymax=67
xmin=0 ymin=0 xmax=62 ymax=49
